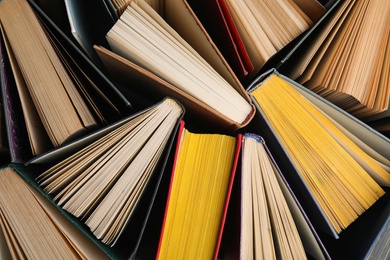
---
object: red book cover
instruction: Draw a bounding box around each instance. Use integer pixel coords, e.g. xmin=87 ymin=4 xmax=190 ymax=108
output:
xmin=217 ymin=0 xmax=254 ymax=77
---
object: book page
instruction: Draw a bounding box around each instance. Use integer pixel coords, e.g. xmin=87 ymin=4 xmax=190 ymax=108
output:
xmin=38 ymin=98 xmax=183 ymax=245
xmin=157 ymin=128 xmax=237 ymax=259
xmin=1 ymin=26 xmax=52 ymax=156
xmin=0 ymin=0 xmax=97 ymax=147
xmin=106 ymin=0 xmax=253 ymax=125
xmin=242 ymin=134 xmax=307 ymax=259
xmin=0 ymin=167 xmax=85 ymax=259
xmin=0 ymin=218 xmax=13 ymax=260
xmin=250 ymin=74 xmax=387 ymax=234
xmin=224 ymin=0 xmax=312 ymax=73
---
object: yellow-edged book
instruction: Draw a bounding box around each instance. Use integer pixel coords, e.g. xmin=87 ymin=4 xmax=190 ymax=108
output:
xmin=156 ymin=121 xmax=241 ymax=260
xmin=247 ymin=71 xmax=390 ymax=238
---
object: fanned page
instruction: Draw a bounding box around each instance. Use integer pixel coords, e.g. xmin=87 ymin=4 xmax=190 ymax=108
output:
xmin=0 ymin=0 xmax=97 ymax=148
xmin=241 ymin=134 xmax=307 ymax=260
xmin=0 ymin=28 xmax=34 ymax=162
xmin=224 ymin=0 xmax=313 ymax=75
xmin=0 ymin=166 xmax=108 ymax=259
xmin=249 ymin=73 xmax=390 ymax=236
xmin=28 ymin=0 xmax=132 ymax=119
xmin=37 ymin=98 xmax=183 ymax=246
xmin=0 ymin=26 xmax=53 ymax=156
xmin=290 ymin=0 xmax=390 ymax=123
xmin=105 ymin=0 xmax=253 ymax=127
xmin=287 ymin=0 xmax=354 ymax=81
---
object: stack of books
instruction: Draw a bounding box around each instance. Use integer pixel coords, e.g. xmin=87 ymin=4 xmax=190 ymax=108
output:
xmin=0 ymin=0 xmax=389 ymax=259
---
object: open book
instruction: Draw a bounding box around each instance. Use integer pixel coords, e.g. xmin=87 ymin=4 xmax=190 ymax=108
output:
xmin=247 ymin=70 xmax=390 ymax=238
xmin=37 ymin=98 xmax=184 ymax=247
xmin=279 ymin=0 xmax=390 ymax=132
xmin=219 ymin=0 xmax=318 ymax=78
xmin=0 ymin=166 xmax=110 ymax=259
xmin=94 ymin=0 xmax=255 ymax=132
xmin=183 ymin=0 xmax=326 ymax=82
xmin=219 ymin=133 xmax=330 ymax=260
xmin=0 ymin=0 xmax=132 ymax=163
xmin=0 ymin=0 xmax=97 ymax=149
xmin=156 ymin=121 xmax=241 ymax=260
xmin=239 ymin=133 xmax=308 ymax=259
